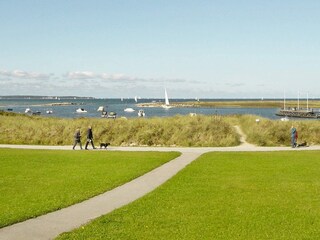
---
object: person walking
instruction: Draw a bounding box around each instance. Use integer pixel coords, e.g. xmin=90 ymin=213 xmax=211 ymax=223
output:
xmin=73 ymin=129 xmax=82 ymax=150
xmin=291 ymin=126 xmax=297 ymax=148
xmin=85 ymin=126 xmax=96 ymax=150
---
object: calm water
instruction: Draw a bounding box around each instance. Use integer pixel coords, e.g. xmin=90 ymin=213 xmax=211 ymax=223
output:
xmin=0 ymin=98 xmax=294 ymax=120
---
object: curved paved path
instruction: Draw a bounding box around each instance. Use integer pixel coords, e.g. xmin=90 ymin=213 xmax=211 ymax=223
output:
xmin=0 ymin=149 xmax=201 ymax=240
xmin=1 ymin=133 xmax=319 ymax=240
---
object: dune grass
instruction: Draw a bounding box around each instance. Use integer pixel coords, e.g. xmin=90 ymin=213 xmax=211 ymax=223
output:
xmin=0 ymin=148 xmax=180 ymax=228
xmin=57 ymin=151 xmax=320 ymax=240
xmin=0 ymin=113 xmax=239 ymax=147
xmin=237 ymin=115 xmax=320 ymax=146
xmin=2 ymin=111 xmax=320 ymax=147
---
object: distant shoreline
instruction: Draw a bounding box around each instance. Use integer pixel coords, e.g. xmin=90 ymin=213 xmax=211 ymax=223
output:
xmin=0 ymin=102 xmax=82 ymax=108
xmin=0 ymin=95 xmax=94 ymax=100
xmin=2 ymin=98 xmax=320 ymax=109
xmin=32 ymin=102 xmax=82 ymax=107
xmin=1 ymin=96 xmax=320 ymax=101
xmin=137 ymin=100 xmax=320 ymax=109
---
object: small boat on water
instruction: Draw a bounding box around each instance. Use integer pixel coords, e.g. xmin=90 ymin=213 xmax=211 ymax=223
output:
xmin=25 ymin=108 xmax=41 ymax=115
xmin=97 ymin=106 xmax=104 ymax=112
xmin=162 ymin=88 xmax=172 ymax=109
xmin=32 ymin=111 xmax=41 ymax=116
xmin=76 ymin=108 xmax=87 ymax=113
xmin=138 ymin=109 xmax=145 ymax=117
xmin=276 ymin=108 xmax=320 ymax=119
xmin=101 ymin=111 xmax=117 ymax=119
xmin=280 ymin=116 xmax=289 ymax=121
xmin=275 ymin=91 xmax=320 ymax=119
xmin=124 ymin=108 xmax=135 ymax=112
xmin=46 ymin=110 xmax=53 ymax=114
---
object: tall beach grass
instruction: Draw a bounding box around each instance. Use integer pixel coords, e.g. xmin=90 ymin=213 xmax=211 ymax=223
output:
xmin=2 ymin=112 xmax=320 ymax=147
xmin=0 ymin=113 xmax=239 ymax=147
xmin=237 ymin=115 xmax=320 ymax=146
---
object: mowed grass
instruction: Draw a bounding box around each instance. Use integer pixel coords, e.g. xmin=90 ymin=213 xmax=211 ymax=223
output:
xmin=58 ymin=151 xmax=320 ymax=240
xmin=0 ymin=149 xmax=180 ymax=228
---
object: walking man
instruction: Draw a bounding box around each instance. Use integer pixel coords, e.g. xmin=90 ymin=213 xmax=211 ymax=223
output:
xmin=85 ymin=126 xmax=96 ymax=150
xmin=73 ymin=129 xmax=82 ymax=150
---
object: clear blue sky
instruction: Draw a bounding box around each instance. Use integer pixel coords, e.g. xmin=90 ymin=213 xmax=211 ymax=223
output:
xmin=0 ymin=0 xmax=319 ymax=98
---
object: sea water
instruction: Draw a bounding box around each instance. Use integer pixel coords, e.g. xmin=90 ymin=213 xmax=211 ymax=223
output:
xmin=0 ymin=98 xmax=285 ymax=120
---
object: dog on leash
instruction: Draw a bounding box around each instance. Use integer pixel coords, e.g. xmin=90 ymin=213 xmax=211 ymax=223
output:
xmin=100 ymin=142 xmax=110 ymax=149
xmin=297 ymin=141 xmax=308 ymax=147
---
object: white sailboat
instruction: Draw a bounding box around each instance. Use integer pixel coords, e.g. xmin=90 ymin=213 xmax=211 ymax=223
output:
xmin=162 ymin=88 xmax=172 ymax=109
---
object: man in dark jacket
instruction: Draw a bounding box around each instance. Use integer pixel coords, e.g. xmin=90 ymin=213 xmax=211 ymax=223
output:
xmin=85 ymin=126 xmax=96 ymax=150
xmin=72 ymin=129 xmax=82 ymax=150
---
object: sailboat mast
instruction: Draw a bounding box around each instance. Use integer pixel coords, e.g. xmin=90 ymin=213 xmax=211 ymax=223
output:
xmin=307 ymin=92 xmax=309 ymax=110
xmin=298 ymin=91 xmax=300 ymax=109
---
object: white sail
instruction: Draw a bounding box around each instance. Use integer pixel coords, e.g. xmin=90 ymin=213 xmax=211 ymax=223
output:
xmin=162 ymin=88 xmax=172 ymax=109
xmin=164 ymin=89 xmax=170 ymax=105
xmin=134 ymin=96 xmax=138 ymax=103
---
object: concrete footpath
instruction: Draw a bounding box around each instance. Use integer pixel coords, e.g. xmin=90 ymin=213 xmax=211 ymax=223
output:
xmin=1 ymin=143 xmax=320 ymax=240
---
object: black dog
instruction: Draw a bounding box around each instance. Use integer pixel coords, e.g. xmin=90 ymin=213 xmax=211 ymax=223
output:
xmin=297 ymin=141 xmax=308 ymax=147
xmin=100 ymin=142 xmax=110 ymax=149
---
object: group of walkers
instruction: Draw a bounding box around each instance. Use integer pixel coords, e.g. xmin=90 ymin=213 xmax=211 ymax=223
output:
xmin=72 ymin=126 xmax=96 ymax=150
xmin=72 ymin=125 xmax=302 ymax=150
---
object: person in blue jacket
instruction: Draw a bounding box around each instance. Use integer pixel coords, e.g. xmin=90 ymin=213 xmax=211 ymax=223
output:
xmin=291 ymin=126 xmax=297 ymax=148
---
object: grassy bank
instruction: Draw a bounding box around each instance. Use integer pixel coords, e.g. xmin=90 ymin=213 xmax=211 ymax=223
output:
xmin=2 ymin=111 xmax=320 ymax=147
xmin=237 ymin=115 xmax=320 ymax=146
xmin=0 ymin=113 xmax=239 ymax=147
xmin=57 ymin=151 xmax=320 ymax=240
xmin=0 ymin=149 xmax=179 ymax=228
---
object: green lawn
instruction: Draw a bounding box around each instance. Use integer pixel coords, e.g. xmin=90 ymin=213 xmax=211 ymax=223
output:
xmin=0 ymin=149 xmax=180 ymax=228
xmin=57 ymin=151 xmax=320 ymax=240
